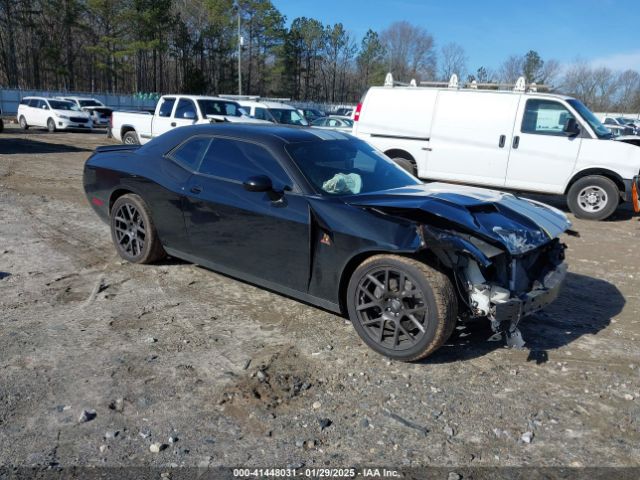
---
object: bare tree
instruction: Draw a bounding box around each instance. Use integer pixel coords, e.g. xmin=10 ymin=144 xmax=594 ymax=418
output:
xmin=439 ymin=42 xmax=466 ymax=81
xmin=380 ymin=21 xmax=436 ymax=82
xmin=616 ymin=69 xmax=640 ymax=111
xmin=498 ymin=54 xmax=524 ymax=83
xmin=539 ymin=59 xmax=561 ymax=89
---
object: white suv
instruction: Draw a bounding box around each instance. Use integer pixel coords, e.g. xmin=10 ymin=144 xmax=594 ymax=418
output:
xmin=58 ymin=96 xmax=112 ymax=128
xmin=17 ymin=97 xmax=93 ymax=132
xmin=238 ymin=100 xmax=308 ymax=126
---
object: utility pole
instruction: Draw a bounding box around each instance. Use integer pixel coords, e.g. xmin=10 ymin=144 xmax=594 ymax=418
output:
xmin=237 ymin=4 xmax=242 ymax=96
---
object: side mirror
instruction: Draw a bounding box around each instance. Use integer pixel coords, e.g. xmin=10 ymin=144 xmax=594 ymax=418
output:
xmin=563 ymin=118 xmax=580 ymax=136
xmin=243 ymin=175 xmax=273 ymax=193
xmin=183 ymin=110 xmax=196 ymax=120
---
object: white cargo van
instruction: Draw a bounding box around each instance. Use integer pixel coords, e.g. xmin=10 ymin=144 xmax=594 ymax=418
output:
xmin=353 ymin=75 xmax=640 ymax=220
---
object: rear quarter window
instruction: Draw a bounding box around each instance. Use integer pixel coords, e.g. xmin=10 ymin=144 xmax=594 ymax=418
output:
xmin=168 ymin=136 xmax=212 ymax=170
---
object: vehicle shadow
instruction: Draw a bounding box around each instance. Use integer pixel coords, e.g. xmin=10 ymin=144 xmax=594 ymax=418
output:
xmin=423 ymin=272 xmax=624 ymax=364
xmin=0 ymin=138 xmax=92 ymax=154
xmin=0 ymin=272 xmax=11 ymax=280
xmin=521 ymin=193 xmax=636 ymax=221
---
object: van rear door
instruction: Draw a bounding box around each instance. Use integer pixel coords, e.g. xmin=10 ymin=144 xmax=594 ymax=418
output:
xmin=427 ymin=90 xmax=521 ymax=187
xmin=505 ymin=98 xmax=581 ymax=193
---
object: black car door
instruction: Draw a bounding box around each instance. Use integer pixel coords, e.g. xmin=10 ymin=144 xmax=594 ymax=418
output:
xmin=182 ymin=136 xmax=310 ymax=292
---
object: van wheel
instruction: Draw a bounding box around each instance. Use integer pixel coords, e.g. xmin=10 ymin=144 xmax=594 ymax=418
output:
xmin=47 ymin=118 xmax=57 ymax=133
xmin=567 ymin=175 xmax=619 ymax=221
xmin=122 ymin=131 xmax=140 ymax=145
xmin=19 ymin=116 xmax=29 ymax=130
xmin=393 ymin=158 xmax=417 ymax=176
xmin=346 ymin=255 xmax=457 ymax=361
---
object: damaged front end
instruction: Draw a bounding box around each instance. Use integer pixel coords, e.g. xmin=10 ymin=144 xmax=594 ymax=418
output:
xmin=350 ymin=183 xmax=573 ymax=348
xmin=439 ymin=230 xmax=568 ymax=348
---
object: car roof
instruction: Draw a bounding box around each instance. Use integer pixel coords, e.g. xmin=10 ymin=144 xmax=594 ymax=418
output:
xmin=168 ymin=95 xmax=239 ymax=102
xmin=238 ymin=100 xmax=295 ymax=109
xmin=155 ymin=124 xmax=353 ymax=149
xmin=366 ymin=85 xmax=575 ymax=101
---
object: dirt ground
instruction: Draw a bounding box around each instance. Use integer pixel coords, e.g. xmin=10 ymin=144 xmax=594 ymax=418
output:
xmin=1 ymin=124 xmax=639 ymax=474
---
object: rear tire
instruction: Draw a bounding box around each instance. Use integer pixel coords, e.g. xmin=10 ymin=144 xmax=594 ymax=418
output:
xmin=110 ymin=194 xmax=166 ymax=264
xmin=47 ymin=118 xmax=56 ymax=133
xmin=19 ymin=116 xmax=29 ymax=130
xmin=567 ymin=175 xmax=619 ymax=221
xmin=346 ymin=255 xmax=457 ymax=361
xmin=393 ymin=157 xmax=417 ymax=176
xmin=0 ymin=119 xmax=4 ymax=133
xmin=122 ymin=130 xmax=140 ymax=145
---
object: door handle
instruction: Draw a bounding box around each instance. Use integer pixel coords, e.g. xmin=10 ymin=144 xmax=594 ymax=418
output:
xmin=171 ymin=122 xmax=176 ymax=127
xmin=499 ymin=135 xmax=506 ymax=148
xmin=190 ymin=185 xmax=202 ymax=194
xmin=512 ymin=136 xmax=520 ymax=149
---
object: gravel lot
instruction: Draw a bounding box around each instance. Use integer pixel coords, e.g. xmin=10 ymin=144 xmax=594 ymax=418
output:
xmin=1 ymin=124 xmax=639 ymax=473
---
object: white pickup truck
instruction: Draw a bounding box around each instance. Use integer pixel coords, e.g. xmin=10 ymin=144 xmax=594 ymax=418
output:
xmin=111 ymin=95 xmax=265 ymax=145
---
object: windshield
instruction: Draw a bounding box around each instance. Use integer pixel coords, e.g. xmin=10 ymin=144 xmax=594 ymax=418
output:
xmin=49 ymin=100 xmax=80 ymax=111
xmin=268 ymin=108 xmax=309 ymax=126
xmin=79 ymin=100 xmax=102 ymax=107
xmin=286 ymin=138 xmax=420 ymax=196
xmin=567 ymin=99 xmax=612 ymax=139
xmin=198 ymin=100 xmax=244 ymax=117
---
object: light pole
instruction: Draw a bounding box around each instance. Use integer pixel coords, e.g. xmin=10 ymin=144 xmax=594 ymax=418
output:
xmin=237 ymin=4 xmax=242 ymax=95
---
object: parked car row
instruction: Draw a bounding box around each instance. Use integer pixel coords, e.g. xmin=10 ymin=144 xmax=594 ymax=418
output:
xmin=17 ymin=96 xmax=94 ymax=132
xmin=602 ymin=116 xmax=639 ymax=136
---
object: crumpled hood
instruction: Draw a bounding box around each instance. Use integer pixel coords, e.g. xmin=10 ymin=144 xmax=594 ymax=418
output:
xmin=347 ymin=183 xmax=572 ymax=255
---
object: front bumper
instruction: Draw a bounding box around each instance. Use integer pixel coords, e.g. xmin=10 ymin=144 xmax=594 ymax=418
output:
xmin=493 ymin=262 xmax=568 ymax=324
xmin=57 ymin=118 xmax=93 ymax=129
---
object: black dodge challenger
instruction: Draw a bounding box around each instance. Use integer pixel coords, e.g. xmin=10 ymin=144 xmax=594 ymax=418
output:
xmin=84 ymin=124 xmax=571 ymax=361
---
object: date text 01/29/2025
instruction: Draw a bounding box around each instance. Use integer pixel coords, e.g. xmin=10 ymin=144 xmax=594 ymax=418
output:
xmin=233 ymin=468 xmax=400 ymax=477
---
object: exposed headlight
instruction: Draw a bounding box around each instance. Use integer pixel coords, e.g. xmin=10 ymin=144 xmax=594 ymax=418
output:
xmin=57 ymin=114 xmax=70 ymax=119
xmin=492 ymin=227 xmax=549 ymax=255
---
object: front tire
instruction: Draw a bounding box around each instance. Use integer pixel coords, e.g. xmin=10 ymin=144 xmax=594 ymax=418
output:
xmin=47 ymin=118 xmax=56 ymax=133
xmin=122 ymin=130 xmax=140 ymax=145
xmin=19 ymin=116 xmax=29 ymax=130
xmin=346 ymin=255 xmax=457 ymax=361
xmin=110 ymin=194 xmax=166 ymax=264
xmin=567 ymin=175 xmax=619 ymax=221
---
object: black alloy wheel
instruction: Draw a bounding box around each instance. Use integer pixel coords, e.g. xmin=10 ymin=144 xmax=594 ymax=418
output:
xmin=347 ymin=255 xmax=457 ymax=361
xmin=110 ymin=194 xmax=166 ymax=264
xmin=355 ymin=267 xmax=429 ymax=351
xmin=113 ymin=202 xmax=146 ymax=258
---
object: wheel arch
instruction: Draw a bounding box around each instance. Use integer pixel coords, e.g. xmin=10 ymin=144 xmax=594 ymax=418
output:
xmin=109 ymin=187 xmax=138 ymax=214
xmin=120 ymin=125 xmax=137 ymax=138
xmin=337 ymin=248 xmax=444 ymax=315
xmin=384 ymin=149 xmax=415 ymax=162
xmin=565 ymin=168 xmax=626 ymax=198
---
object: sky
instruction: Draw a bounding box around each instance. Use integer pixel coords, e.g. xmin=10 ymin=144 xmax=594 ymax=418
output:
xmin=271 ymin=0 xmax=640 ymax=74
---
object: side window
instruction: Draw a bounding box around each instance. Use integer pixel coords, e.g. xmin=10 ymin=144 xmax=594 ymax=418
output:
xmin=521 ymin=99 xmax=575 ymax=136
xmin=169 ymin=136 xmax=211 ymax=170
xmin=158 ymin=98 xmax=176 ymax=117
xmin=198 ymin=139 xmax=291 ymax=189
xmin=604 ymin=118 xmax=615 ymax=125
xmin=254 ymin=108 xmax=268 ymax=121
xmin=175 ymin=99 xmax=197 ymax=119
xmin=20 ymin=98 xmax=30 ymax=106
